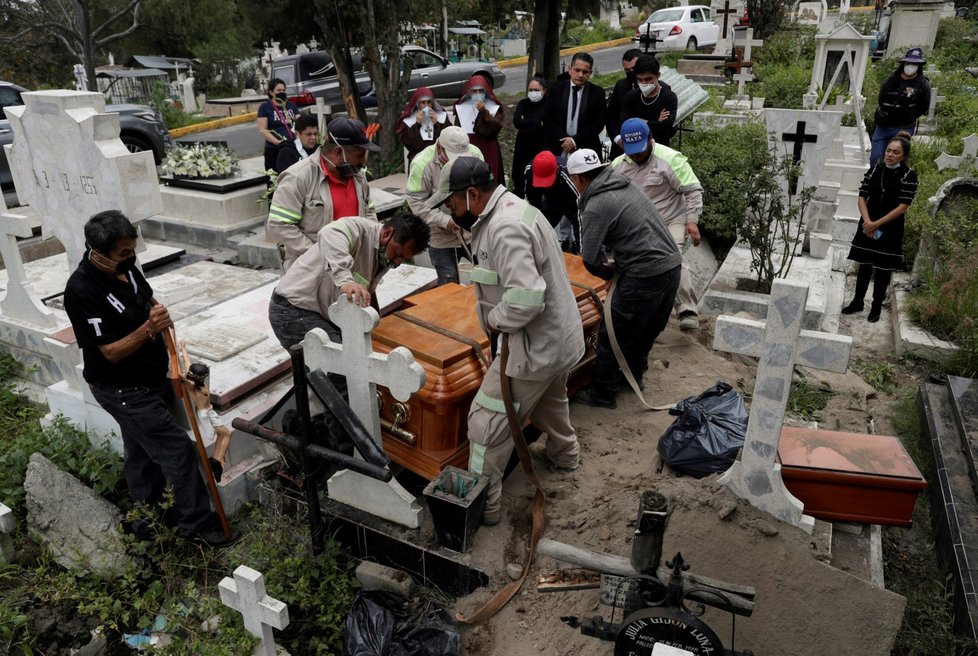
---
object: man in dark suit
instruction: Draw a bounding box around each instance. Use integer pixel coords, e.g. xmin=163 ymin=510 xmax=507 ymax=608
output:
xmin=544 ymin=52 xmax=607 ymax=157
xmin=606 ymin=48 xmax=642 ymax=160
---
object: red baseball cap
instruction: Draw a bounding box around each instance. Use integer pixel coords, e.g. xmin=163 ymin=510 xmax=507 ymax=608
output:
xmin=532 ymin=151 xmax=559 ymax=188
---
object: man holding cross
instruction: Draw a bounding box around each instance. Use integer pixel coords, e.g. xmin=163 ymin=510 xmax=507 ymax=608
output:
xmin=63 ymin=211 xmax=240 ymax=548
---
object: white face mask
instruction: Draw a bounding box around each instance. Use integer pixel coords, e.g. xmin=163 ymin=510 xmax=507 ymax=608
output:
xmin=527 ymin=90 xmax=543 ymax=103
xmin=639 ymin=83 xmax=657 ymax=96
xmin=903 ymin=64 xmax=919 ymax=76
xmin=470 ymin=92 xmax=486 ymax=103
xmin=885 ymin=161 xmax=902 ymax=169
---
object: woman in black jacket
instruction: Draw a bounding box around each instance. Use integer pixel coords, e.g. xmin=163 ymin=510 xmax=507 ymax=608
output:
xmin=511 ymin=76 xmax=549 ymax=198
xmin=842 ymin=131 xmax=918 ymax=323
xmin=870 ymin=47 xmax=930 ymax=165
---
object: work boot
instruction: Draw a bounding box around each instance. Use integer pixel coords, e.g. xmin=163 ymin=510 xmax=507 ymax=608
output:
xmin=679 ymin=311 xmax=699 ymax=332
xmin=841 ymin=300 xmax=864 ymax=315
xmin=572 ymin=388 xmax=617 ymax=409
xmin=481 ymin=508 xmax=501 ymax=527
xmin=528 ymin=441 xmax=580 ymax=473
xmin=867 ymin=303 xmax=883 ymax=323
xmin=180 ymin=516 xmax=242 ymax=549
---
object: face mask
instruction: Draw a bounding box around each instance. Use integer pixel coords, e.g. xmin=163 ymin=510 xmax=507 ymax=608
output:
xmin=454 ymin=192 xmax=479 ymax=231
xmin=639 ymin=83 xmax=657 ymax=96
xmin=422 ymin=106 xmax=431 ymax=116
xmin=90 ymin=250 xmax=136 ymax=274
xmin=885 ymin=161 xmax=902 ymax=169
xmin=275 ymin=92 xmax=288 ymax=103
xmin=115 ymin=255 xmax=138 ymax=274
xmin=470 ymin=92 xmax=486 ymax=103
xmin=626 ymin=70 xmax=637 ymax=83
xmin=332 ymin=147 xmax=359 ymax=178
xmin=527 ymin=90 xmax=543 ymax=103
xmin=903 ymin=64 xmax=919 ymax=76
xmin=378 ymin=247 xmax=395 ymax=269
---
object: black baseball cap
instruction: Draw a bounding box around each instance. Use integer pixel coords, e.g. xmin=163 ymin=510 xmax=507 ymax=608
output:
xmin=326 ymin=117 xmax=381 ymax=152
xmin=425 ymin=157 xmax=494 ymax=208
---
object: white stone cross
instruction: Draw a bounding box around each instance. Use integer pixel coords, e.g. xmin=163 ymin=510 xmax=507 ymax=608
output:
xmin=713 ymin=280 xmax=852 ymax=533
xmin=0 ymin=502 xmax=14 ymax=563
xmin=219 ymin=565 xmax=290 ymax=656
xmin=0 ymin=195 xmax=56 ymax=327
xmin=313 ymin=98 xmax=332 ymax=136
xmin=927 ymin=90 xmax=946 ymax=122
xmin=3 ymin=91 xmax=162 ymax=270
xmin=732 ymin=29 xmax=762 ymax=98
xmin=303 ymin=296 xmax=426 ymax=528
xmin=936 ymin=134 xmax=978 ymax=172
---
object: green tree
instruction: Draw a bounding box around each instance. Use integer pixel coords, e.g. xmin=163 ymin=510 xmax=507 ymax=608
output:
xmin=744 ymin=0 xmax=789 ymax=39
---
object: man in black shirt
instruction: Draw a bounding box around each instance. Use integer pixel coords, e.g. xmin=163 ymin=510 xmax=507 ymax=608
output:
xmin=64 ymin=210 xmax=239 ymax=547
xmin=620 ymin=54 xmax=678 ymax=148
xmin=524 ymin=150 xmax=581 ymax=252
xmin=275 ymin=113 xmax=320 ymax=174
xmin=605 ymin=48 xmax=642 ymax=160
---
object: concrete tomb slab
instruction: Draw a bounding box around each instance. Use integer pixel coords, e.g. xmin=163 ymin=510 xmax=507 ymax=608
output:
xmin=182 ymin=323 xmax=268 ymax=362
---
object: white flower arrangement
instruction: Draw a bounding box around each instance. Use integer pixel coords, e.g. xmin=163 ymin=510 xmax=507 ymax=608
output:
xmin=163 ymin=143 xmax=241 ymax=179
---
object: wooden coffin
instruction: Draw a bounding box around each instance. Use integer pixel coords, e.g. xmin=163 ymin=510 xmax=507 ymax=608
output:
xmin=778 ymin=426 xmax=928 ymax=527
xmin=371 ymin=253 xmax=607 ymax=480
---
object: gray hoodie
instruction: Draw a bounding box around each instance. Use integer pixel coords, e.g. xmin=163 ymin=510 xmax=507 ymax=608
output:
xmin=578 ymin=167 xmax=681 ymax=279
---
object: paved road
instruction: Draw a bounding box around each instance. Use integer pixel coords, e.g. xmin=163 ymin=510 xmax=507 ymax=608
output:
xmin=179 ymin=42 xmax=636 ymax=160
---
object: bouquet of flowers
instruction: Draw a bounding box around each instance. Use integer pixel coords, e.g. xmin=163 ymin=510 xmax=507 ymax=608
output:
xmin=163 ymin=143 xmax=241 ymax=179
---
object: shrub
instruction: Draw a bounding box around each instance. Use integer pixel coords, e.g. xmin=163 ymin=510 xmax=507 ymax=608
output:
xmin=933 ymin=17 xmax=978 ymax=71
xmin=751 ymin=63 xmax=810 ymax=110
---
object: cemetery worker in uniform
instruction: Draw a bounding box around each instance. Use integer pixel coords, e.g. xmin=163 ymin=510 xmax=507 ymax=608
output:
xmin=544 ymin=52 xmax=607 ymax=156
xmin=453 ymin=75 xmax=506 ymax=185
xmin=405 ymin=126 xmax=484 ymax=286
xmin=870 ymin=47 xmax=930 ymax=166
xmin=267 ymin=117 xmax=380 ymax=270
xmin=63 ymin=210 xmax=240 ymax=548
xmin=511 ymin=75 xmax=550 ymax=198
xmin=842 ymin=131 xmax=918 ymax=323
xmin=524 ymin=150 xmax=581 ymax=253
xmin=268 ymin=213 xmax=431 ymax=353
xmin=426 ymin=157 xmax=584 ymax=526
xmin=257 ymin=77 xmax=300 ymax=173
xmin=605 ymin=48 xmax=642 ymax=160
xmin=620 ymin=54 xmax=678 ymax=148
xmin=274 ymin=113 xmax=319 ymax=175
xmin=611 ymin=118 xmax=703 ymax=332
xmin=566 ymin=149 xmax=681 ymax=409
xmin=397 ymin=86 xmax=450 ymax=164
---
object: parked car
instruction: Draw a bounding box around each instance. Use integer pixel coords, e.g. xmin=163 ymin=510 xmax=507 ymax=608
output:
xmin=272 ymin=46 xmax=506 ymax=109
xmin=1 ymin=80 xmax=172 ymax=205
xmin=634 ymin=5 xmax=720 ymax=52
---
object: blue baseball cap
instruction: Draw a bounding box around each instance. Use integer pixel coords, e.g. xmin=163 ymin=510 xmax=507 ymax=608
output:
xmin=901 ymin=47 xmax=925 ymax=64
xmin=620 ymin=118 xmax=651 ymax=156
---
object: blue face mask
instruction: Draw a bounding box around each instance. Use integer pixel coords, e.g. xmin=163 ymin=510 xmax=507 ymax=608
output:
xmin=470 ymin=92 xmax=486 ymax=103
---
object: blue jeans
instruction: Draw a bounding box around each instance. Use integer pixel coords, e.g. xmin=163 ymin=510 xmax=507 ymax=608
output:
xmin=593 ymin=267 xmax=680 ymax=397
xmin=428 ymin=246 xmax=466 ymax=286
xmin=90 ymin=383 xmax=213 ymax=535
xmin=870 ymin=124 xmax=915 ymax=167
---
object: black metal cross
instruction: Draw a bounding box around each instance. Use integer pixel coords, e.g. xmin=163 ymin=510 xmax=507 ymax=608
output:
xmin=639 ymin=27 xmax=662 ymax=56
xmin=716 ymin=1 xmax=737 ymax=39
xmin=781 ymin=120 xmax=818 ymax=195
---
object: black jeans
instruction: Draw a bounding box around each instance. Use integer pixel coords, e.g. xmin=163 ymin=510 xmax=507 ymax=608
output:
xmin=90 ymin=383 xmax=212 ymax=535
xmin=267 ymin=292 xmax=348 ymax=398
xmin=593 ymin=266 xmax=681 ymax=397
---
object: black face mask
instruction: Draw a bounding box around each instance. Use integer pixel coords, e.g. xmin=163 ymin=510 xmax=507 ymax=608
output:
xmin=115 ymin=255 xmax=138 ymax=274
xmin=626 ymin=70 xmax=637 ymax=85
xmin=275 ymin=92 xmax=288 ymax=103
xmin=454 ymin=193 xmax=479 ymax=231
xmin=335 ymin=162 xmax=358 ymax=179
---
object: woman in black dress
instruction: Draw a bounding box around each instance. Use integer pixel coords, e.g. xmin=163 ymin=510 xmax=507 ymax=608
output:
xmin=511 ymin=76 xmax=549 ymax=198
xmin=842 ymin=131 xmax=918 ymax=323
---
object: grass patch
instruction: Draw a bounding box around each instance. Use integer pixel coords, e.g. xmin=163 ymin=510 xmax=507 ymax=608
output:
xmin=786 ymin=377 xmax=832 ymax=421
xmin=851 ymin=357 xmax=899 ymax=395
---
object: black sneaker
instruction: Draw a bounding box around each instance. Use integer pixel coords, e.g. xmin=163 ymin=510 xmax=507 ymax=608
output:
xmin=841 ymin=300 xmax=864 ymax=315
xmin=867 ymin=304 xmax=883 ymax=323
xmin=572 ymin=389 xmax=617 ymax=409
xmin=191 ymin=526 xmax=242 ymax=549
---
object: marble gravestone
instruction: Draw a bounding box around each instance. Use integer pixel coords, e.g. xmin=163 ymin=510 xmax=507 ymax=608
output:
xmin=4 ymin=91 xmax=162 ymax=270
xmin=303 ymin=296 xmax=426 ymax=528
xmin=795 ymin=1 xmax=827 ymax=26
xmin=935 ymin=134 xmax=978 ymax=172
xmin=219 ymin=566 xmax=290 ymax=656
xmin=711 ymin=0 xmax=745 ymax=56
xmin=713 ymin=280 xmax=852 ymax=533
xmin=0 ymin=195 xmax=57 ymax=328
xmin=806 ymin=23 xmax=873 ymax=107
xmin=764 ymin=109 xmax=843 ymax=196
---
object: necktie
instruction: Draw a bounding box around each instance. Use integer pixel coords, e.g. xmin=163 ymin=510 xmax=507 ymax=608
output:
xmin=571 ymin=86 xmax=581 ymax=120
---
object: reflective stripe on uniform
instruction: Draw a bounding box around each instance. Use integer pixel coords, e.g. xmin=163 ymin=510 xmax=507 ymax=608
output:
xmin=469 ymin=442 xmax=487 ymax=475
xmin=353 ymin=272 xmax=370 ymax=287
xmin=330 ymin=221 xmax=355 ymax=250
xmin=269 ymin=205 xmax=302 ymax=224
xmin=470 ymin=266 xmax=499 ymax=285
xmin=520 ymin=204 xmax=540 ymax=227
xmin=474 ymin=388 xmax=520 ymax=414
xmin=503 ymin=287 xmax=545 ymax=307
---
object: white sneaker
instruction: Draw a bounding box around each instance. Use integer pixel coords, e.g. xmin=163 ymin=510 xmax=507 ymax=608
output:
xmin=679 ymin=312 xmax=699 ymax=332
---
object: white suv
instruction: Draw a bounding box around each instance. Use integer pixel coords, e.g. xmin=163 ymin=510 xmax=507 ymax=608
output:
xmin=634 ymin=5 xmax=720 ymax=52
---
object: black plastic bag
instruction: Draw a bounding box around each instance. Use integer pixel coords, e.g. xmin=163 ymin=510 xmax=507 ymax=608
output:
xmin=344 ymin=591 xmax=461 ymax=656
xmin=657 ymin=381 xmax=748 ymax=478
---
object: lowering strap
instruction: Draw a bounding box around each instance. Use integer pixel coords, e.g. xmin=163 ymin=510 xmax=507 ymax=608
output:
xmin=393 ymin=311 xmax=491 ymax=373
xmin=457 ymin=334 xmax=545 ymax=624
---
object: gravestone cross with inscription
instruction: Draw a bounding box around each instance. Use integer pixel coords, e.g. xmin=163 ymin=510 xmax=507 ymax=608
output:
xmin=0 ymin=194 xmax=56 ymax=327
xmin=303 ymin=295 xmax=426 ymax=528
xmin=713 ymin=280 xmax=852 ymax=533
xmin=3 ymin=91 xmax=162 ymax=269
xmin=219 ymin=565 xmax=289 ymax=656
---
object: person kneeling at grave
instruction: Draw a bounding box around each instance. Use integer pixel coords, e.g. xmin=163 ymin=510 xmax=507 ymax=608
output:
xmin=267 ymin=117 xmax=380 ymax=270
xmin=63 ymin=210 xmax=241 ymax=548
xmin=611 ymin=118 xmax=703 ymax=332
xmin=405 ymin=126 xmax=484 ymax=286
xmin=426 ymin=157 xmax=584 ymax=527
xmin=268 ymin=213 xmax=431 ymax=358
xmin=566 ymin=149 xmax=681 ymax=410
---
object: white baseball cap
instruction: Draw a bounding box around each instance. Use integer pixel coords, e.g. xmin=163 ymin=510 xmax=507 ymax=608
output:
xmin=566 ymin=148 xmax=606 ymax=175
xmin=437 ymin=126 xmax=471 ymax=163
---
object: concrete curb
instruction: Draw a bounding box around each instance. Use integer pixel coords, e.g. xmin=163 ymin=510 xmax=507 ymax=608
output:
xmin=169 ymin=112 xmax=258 ymax=138
xmin=496 ymin=36 xmax=634 ymax=69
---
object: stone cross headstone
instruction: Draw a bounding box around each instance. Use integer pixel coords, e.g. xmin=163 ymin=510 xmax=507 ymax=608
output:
xmin=303 ymin=296 xmax=426 ymax=528
xmin=182 ymin=77 xmax=197 ymax=113
xmin=732 ymin=28 xmax=763 ymax=98
xmin=219 ymin=565 xmax=290 ymax=656
xmin=0 ymin=502 xmax=14 ymax=563
xmin=839 ymin=0 xmax=851 ymax=16
xmin=935 ymin=134 xmax=978 ymax=172
xmin=0 ymin=195 xmax=57 ymax=328
xmin=313 ymin=98 xmax=332 ymax=137
xmin=3 ymin=91 xmax=162 ymax=270
xmin=713 ymin=280 xmax=852 ymax=533
xmin=927 ymin=91 xmax=946 ymax=122
xmin=765 ymin=109 xmax=843 ymax=197
xmin=780 ymin=121 xmax=819 ymax=195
